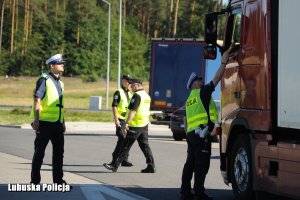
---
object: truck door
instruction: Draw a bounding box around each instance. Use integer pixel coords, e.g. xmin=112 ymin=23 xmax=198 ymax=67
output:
xmin=240 ymin=1 xmax=267 ymax=111
xmin=221 ymin=5 xmax=242 ymax=119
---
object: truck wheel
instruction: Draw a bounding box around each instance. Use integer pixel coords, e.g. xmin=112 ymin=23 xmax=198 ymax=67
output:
xmin=172 ymin=131 xmax=184 ymax=141
xmin=230 ymin=134 xmax=254 ymax=200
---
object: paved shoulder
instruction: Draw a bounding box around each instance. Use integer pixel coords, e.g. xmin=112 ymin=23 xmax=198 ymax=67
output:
xmin=0 ymin=152 xmax=148 ymax=200
xmin=0 ymin=152 xmax=99 ymax=184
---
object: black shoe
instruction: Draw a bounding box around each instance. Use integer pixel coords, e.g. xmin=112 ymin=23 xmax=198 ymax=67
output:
xmin=107 ymin=161 xmax=116 ymax=166
xmin=180 ymin=193 xmax=194 ymax=200
xmin=103 ymin=163 xmax=118 ymax=172
xmin=121 ymin=160 xmax=133 ymax=167
xmin=30 ymin=181 xmax=39 ymax=184
xmin=60 ymin=179 xmax=67 ymax=184
xmin=54 ymin=179 xmax=67 ymax=184
xmin=54 ymin=179 xmax=73 ymax=189
xmin=194 ymin=193 xmax=213 ymax=200
xmin=141 ymin=165 xmax=156 ymax=173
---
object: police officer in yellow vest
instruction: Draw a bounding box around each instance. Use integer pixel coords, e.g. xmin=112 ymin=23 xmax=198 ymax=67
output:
xmin=180 ymin=50 xmax=230 ymax=200
xmin=104 ymin=78 xmax=156 ymax=173
xmin=109 ymin=75 xmax=133 ymax=167
xmin=30 ymin=53 xmax=67 ymax=184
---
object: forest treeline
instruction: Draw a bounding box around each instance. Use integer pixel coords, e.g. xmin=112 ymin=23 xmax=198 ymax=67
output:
xmin=0 ymin=0 xmax=222 ymax=81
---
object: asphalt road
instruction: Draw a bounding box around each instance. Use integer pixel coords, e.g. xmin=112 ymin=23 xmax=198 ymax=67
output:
xmin=0 ymin=126 xmax=235 ymax=200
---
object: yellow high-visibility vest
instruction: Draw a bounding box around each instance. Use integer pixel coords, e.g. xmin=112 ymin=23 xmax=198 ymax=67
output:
xmin=128 ymin=90 xmax=151 ymax=127
xmin=186 ymin=89 xmax=218 ymax=133
xmin=116 ymin=88 xmax=132 ymax=119
xmin=30 ymin=74 xmax=64 ymax=123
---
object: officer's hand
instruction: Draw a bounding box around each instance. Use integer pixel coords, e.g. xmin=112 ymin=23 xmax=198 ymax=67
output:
xmin=31 ymin=120 xmax=39 ymax=130
xmin=114 ymin=118 xmax=120 ymax=127
xmin=122 ymin=123 xmax=129 ymax=132
xmin=222 ymin=50 xmax=230 ymax=64
xmin=121 ymin=125 xmax=127 ymax=135
xmin=222 ymin=46 xmax=233 ymax=64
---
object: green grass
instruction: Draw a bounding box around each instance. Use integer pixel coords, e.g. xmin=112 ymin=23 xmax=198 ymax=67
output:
xmin=0 ymin=76 xmax=149 ymax=109
xmin=0 ymin=76 xmax=149 ymax=125
xmin=0 ymin=76 xmax=116 ymax=109
xmin=0 ymin=109 xmax=32 ymax=125
xmin=0 ymin=108 xmax=113 ymax=125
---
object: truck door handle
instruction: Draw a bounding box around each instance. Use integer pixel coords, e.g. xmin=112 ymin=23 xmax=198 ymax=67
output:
xmin=234 ymin=91 xmax=241 ymax=99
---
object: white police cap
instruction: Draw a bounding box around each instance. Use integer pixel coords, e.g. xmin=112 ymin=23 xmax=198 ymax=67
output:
xmin=45 ymin=54 xmax=65 ymax=66
xmin=187 ymin=72 xmax=202 ymax=89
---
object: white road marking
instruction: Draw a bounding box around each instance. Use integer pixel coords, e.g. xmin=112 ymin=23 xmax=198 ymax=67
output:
xmin=80 ymin=184 xmax=149 ymax=200
xmin=80 ymin=185 xmax=106 ymax=200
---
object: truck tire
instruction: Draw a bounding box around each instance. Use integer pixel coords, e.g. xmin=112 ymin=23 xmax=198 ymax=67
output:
xmin=172 ymin=131 xmax=184 ymax=141
xmin=230 ymin=134 xmax=254 ymax=200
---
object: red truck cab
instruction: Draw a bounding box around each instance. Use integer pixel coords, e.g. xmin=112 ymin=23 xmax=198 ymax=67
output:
xmin=204 ymin=0 xmax=300 ymax=199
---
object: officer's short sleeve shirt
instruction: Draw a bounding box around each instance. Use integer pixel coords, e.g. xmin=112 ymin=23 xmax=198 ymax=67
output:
xmin=112 ymin=91 xmax=121 ymax=107
xmin=34 ymin=73 xmax=63 ymax=100
xmin=112 ymin=88 xmax=131 ymax=107
xmin=200 ymin=81 xmax=215 ymax=131
xmin=34 ymin=78 xmax=46 ymax=99
xmin=128 ymin=92 xmax=141 ymax=111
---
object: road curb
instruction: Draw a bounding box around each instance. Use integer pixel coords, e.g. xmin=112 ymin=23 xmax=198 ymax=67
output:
xmin=0 ymin=125 xmax=21 ymax=128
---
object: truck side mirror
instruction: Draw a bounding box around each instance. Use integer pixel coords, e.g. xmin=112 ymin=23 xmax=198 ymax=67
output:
xmin=203 ymin=45 xmax=217 ymax=60
xmin=205 ymin=13 xmax=218 ymax=45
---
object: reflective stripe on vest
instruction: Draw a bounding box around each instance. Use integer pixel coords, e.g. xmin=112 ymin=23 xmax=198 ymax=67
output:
xmin=185 ymin=89 xmax=218 ymax=133
xmin=30 ymin=76 xmax=64 ymax=123
xmin=128 ymin=90 xmax=151 ymax=127
xmin=117 ymin=88 xmax=132 ymax=119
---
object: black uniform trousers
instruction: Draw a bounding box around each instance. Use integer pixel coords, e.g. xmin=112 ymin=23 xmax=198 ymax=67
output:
xmin=113 ymin=125 xmax=155 ymax=168
xmin=181 ymin=131 xmax=211 ymax=197
xmin=112 ymin=119 xmax=129 ymax=163
xmin=31 ymin=121 xmax=65 ymax=184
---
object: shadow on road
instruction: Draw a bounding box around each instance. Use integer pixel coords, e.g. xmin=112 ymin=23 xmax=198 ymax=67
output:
xmin=210 ymin=155 xmax=220 ymax=159
xmin=0 ymin=184 xmax=86 ymax=200
xmin=119 ymin=187 xmax=235 ymax=200
xmin=126 ymin=188 xmax=297 ymax=200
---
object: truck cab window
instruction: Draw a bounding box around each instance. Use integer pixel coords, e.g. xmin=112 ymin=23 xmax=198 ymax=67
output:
xmin=232 ymin=13 xmax=241 ymax=47
xmin=225 ymin=8 xmax=242 ymax=52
